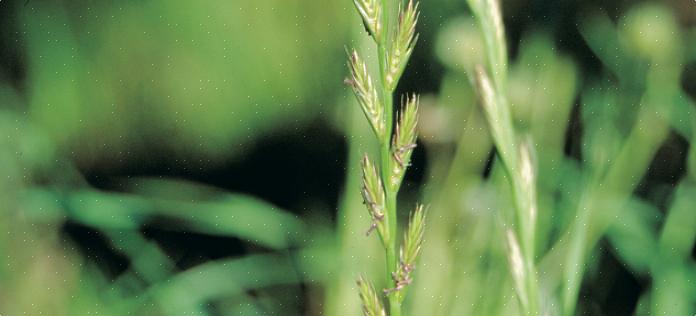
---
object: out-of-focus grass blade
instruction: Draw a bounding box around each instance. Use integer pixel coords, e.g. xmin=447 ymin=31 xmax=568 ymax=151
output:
xmin=579 ymin=12 xmax=648 ymax=88
xmin=126 ymin=177 xmax=234 ymax=201
xmin=607 ymin=198 xmax=661 ymax=275
xmin=650 ymin=264 xmax=694 ymax=316
xmin=26 ymin=179 xmax=305 ymax=249
xmin=68 ymin=265 xmax=155 ymax=316
xmin=658 ymin=181 xmax=696 ymax=262
xmin=126 ymin=178 xmax=306 ymax=249
xmin=580 ymin=9 xmax=694 ymax=143
xmin=647 ymin=180 xmax=696 ymax=315
xmin=71 ymin=190 xmax=303 ymax=249
xmin=580 ymin=86 xmax=622 ymax=174
xmin=546 ymin=158 xmax=584 ymax=243
xmin=218 ymin=294 xmax=266 ymax=315
xmin=579 ymin=14 xmax=626 ymax=78
xmin=147 ymin=254 xmax=300 ymax=315
xmin=103 ymin=230 xmax=177 ymax=284
xmin=664 ymin=92 xmax=696 ymax=143
xmin=63 ymin=190 xmax=147 ymax=230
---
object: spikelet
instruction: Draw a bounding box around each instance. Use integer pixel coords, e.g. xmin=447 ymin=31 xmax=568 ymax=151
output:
xmin=353 ymin=0 xmax=382 ymax=42
xmin=361 ymin=155 xmax=389 ymax=241
xmin=401 ymin=204 xmax=425 ymax=268
xmin=385 ymin=0 xmax=419 ymax=91
xmin=348 ymin=50 xmax=385 ymax=138
xmin=357 ymin=276 xmax=387 ymax=316
xmin=389 ymin=94 xmax=419 ymax=190
xmin=386 ymin=204 xmax=425 ymax=299
xmin=518 ymin=139 xmax=537 ymax=226
xmin=474 ymin=65 xmax=516 ymax=168
xmin=505 ymin=229 xmax=529 ymax=311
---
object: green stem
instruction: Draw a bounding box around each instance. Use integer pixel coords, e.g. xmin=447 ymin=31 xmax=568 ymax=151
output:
xmin=377 ymin=1 xmax=400 ymax=315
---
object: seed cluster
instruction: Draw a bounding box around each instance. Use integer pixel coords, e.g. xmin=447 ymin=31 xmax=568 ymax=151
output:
xmin=346 ymin=1 xmax=425 ymax=315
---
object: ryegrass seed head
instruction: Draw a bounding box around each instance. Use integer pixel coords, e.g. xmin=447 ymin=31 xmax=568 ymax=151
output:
xmin=357 ymin=276 xmax=386 ymax=316
xmin=361 ymin=155 xmax=389 ymax=240
xmin=348 ymin=50 xmax=385 ymax=139
xmin=353 ymin=0 xmax=382 ymax=42
xmin=386 ymin=0 xmax=419 ymax=91
xmin=390 ymin=94 xmax=419 ymax=189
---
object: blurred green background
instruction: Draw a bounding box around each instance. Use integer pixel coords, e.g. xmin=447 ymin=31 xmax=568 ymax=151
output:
xmin=0 ymin=0 xmax=694 ymax=315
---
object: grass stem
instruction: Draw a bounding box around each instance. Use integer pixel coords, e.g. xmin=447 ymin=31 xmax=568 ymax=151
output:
xmin=349 ymin=0 xmax=423 ymax=315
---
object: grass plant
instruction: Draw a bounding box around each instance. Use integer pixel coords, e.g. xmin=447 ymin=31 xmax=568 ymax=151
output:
xmin=465 ymin=0 xmax=540 ymax=314
xmin=347 ymin=0 xmax=425 ymax=315
xmin=462 ymin=1 xmax=696 ymax=315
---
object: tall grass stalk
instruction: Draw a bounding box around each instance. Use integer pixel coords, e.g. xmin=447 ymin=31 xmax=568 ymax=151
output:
xmin=347 ymin=0 xmax=424 ymax=315
xmin=467 ymin=0 xmax=540 ymax=314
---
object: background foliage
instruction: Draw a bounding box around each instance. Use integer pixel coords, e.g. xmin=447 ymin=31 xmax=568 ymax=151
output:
xmin=0 ymin=0 xmax=694 ymax=315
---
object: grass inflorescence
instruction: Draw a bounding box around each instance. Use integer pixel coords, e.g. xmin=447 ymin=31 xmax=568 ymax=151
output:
xmin=467 ymin=0 xmax=540 ymax=314
xmin=347 ymin=0 xmax=424 ymax=315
